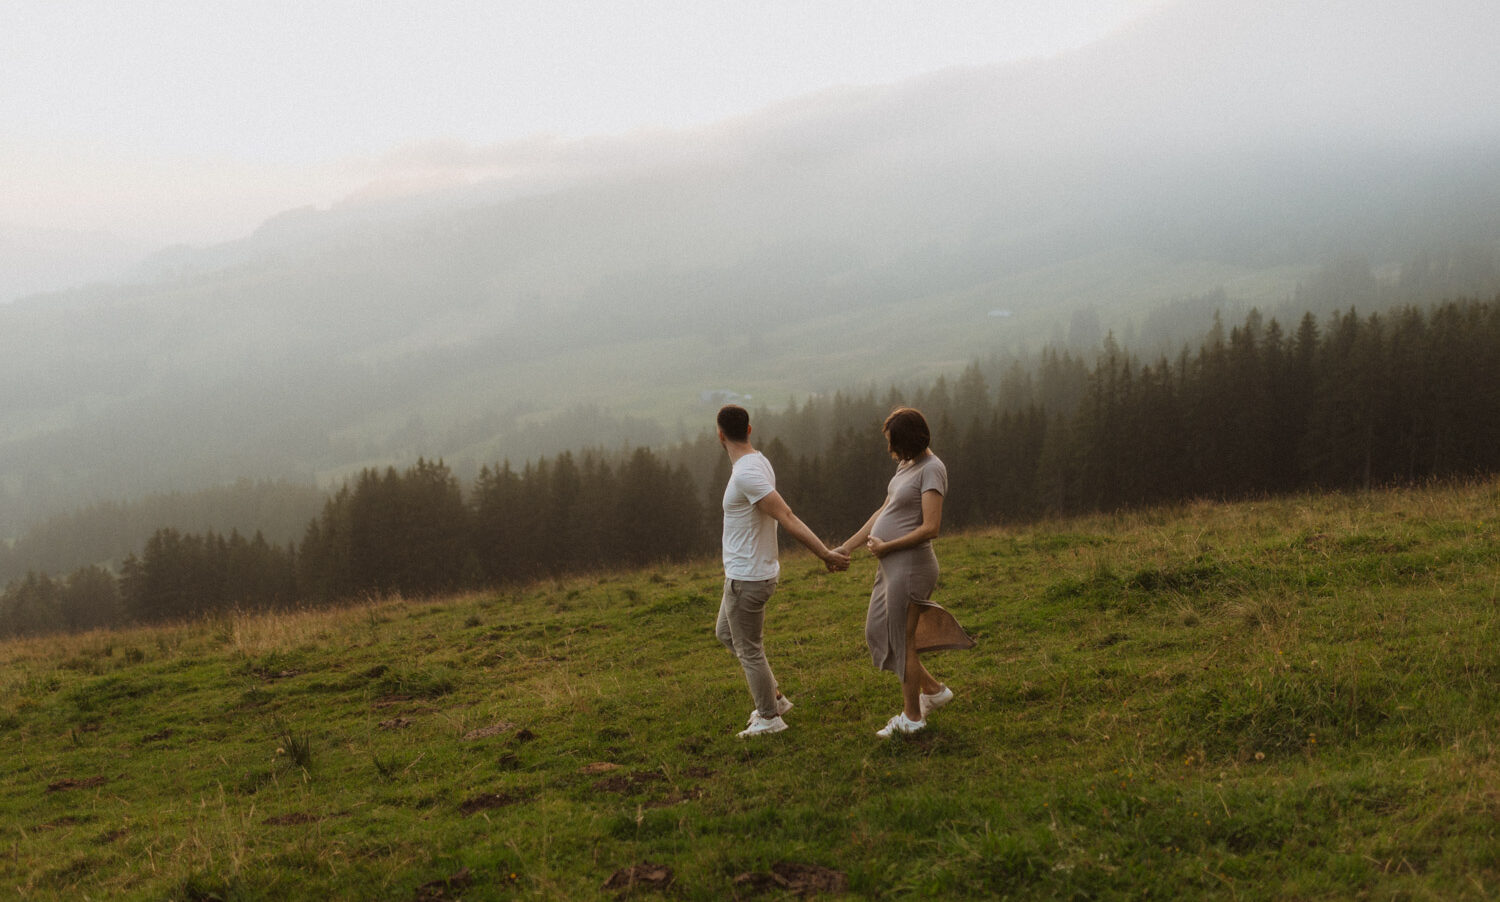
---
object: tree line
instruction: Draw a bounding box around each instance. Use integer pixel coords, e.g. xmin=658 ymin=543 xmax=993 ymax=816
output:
xmin=4 ymin=297 xmax=1498 ymax=636
xmin=761 ymin=298 xmax=1500 ymax=536
xmin=0 ymin=450 xmax=707 ymax=634
xmin=0 ymin=479 xmax=324 ymax=588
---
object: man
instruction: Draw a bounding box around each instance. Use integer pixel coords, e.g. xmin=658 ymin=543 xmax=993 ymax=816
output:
xmin=715 ymin=404 xmax=848 ymax=738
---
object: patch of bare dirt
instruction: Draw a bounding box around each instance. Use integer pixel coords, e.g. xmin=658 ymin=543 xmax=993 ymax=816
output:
xmin=46 ymin=775 xmax=107 ymax=792
xmin=733 ymin=862 xmax=848 ymax=896
xmin=603 ymin=863 xmax=674 ymax=894
xmin=461 ymin=721 xmax=515 ymax=741
xmin=592 ymin=771 xmax=666 ymax=794
xmin=458 ymin=791 xmax=523 ymax=814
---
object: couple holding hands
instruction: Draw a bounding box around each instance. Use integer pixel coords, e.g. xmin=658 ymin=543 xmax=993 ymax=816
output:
xmin=715 ymin=404 xmax=975 ymax=739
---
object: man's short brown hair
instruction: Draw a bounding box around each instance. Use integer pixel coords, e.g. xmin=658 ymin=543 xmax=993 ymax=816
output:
xmin=717 ymin=404 xmax=750 ymax=442
xmin=883 ymin=407 xmax=930 ymax=460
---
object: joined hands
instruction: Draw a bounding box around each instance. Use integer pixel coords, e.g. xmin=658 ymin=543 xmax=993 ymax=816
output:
xmin=823 ymin=547 xmax=851 ymax=572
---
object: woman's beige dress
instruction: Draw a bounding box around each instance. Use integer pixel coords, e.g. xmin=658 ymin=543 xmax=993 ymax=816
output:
xmin=865 ymin=452 xmax=975 ymax=677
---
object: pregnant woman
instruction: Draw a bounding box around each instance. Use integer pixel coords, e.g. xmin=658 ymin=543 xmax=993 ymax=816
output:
xmin=835 ymin=407 xmax=975 ymax=737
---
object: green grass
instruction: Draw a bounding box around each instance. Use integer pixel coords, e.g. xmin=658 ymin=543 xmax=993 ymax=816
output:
xmin=4 ymin=479 xmax=1500 ymax=899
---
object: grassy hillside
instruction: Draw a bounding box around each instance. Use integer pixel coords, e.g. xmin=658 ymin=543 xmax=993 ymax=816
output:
xmin=4 ymin=478 xmax=1499 ymax=900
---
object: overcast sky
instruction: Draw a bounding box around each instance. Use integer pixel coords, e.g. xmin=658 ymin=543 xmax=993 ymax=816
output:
xmin=2 ymin=0 xmax=1172 ymax=247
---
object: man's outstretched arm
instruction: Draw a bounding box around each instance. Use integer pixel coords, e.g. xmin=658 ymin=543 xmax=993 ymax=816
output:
xmin=754 ymin=490 xmax=849 ymax=571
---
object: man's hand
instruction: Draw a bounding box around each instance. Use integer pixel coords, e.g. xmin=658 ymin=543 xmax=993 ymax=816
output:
xmin=756 ymin=490 xmax=854 ymax=572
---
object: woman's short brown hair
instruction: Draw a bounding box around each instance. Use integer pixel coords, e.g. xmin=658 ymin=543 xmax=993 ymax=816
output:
xmin=883 ymin=407 xmax=931 ymax=461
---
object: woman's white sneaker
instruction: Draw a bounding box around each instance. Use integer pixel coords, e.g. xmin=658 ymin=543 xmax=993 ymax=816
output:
xmin=919 ymin=685 xmax=954 ymax=719
xmin=876 ymin=712 xmax=926 ymax=738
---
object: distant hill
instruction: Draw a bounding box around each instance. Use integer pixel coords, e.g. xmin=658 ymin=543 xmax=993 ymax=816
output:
xmin=4 ymin=0 xmax=1499 ymax=537
xmin=0 ymin=224 xmax=151 ymax=303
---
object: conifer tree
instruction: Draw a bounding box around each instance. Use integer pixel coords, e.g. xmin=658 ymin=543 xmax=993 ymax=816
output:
xmin=0 ymin=572 xmax=64 ymax=638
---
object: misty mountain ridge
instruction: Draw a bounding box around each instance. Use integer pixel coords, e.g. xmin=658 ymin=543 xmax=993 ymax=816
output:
xmin=0 ymin=224 xmax=157 ymax=306
xmin=48 ymin=0 xmax=1500 ymax=297
xmin=4 ymin=0 xmax=1499 ymax=540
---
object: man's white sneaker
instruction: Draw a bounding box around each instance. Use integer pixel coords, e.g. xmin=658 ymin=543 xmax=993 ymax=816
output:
xmin=748 ymin=695 xmax=794 ymax=721
xmin=737 ymin=713 xmax=788 ymax=738
xmin=920 ymin=685 xmax=954 ymax=719
xmin=875 ymin=712 xmax=926 ymax=738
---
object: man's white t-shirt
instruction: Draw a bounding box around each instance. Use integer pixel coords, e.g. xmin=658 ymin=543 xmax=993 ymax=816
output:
xmin=722 ymin=451 xmax=780 ymax=581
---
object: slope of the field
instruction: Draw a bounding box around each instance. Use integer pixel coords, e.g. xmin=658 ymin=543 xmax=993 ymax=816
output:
xmin=3 ymin=478 xmax=1499 ymax=899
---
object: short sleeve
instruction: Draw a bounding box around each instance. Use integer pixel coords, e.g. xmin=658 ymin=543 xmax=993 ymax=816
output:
xmin=920 ymin=458 xmax=948 ymax=496
xmin=733 ymin=458 xmax=775 ymax=505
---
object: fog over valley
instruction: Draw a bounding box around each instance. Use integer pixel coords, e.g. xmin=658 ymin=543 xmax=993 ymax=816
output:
xmin=4 ymin=0 xmax=1500 ymax=554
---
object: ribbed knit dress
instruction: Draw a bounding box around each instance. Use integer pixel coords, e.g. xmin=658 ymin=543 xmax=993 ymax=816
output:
xmin=864 ymin=452 xmax=975 ymax=677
